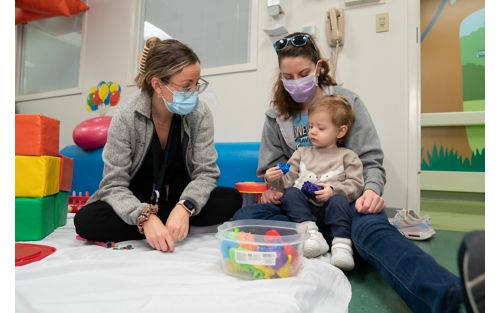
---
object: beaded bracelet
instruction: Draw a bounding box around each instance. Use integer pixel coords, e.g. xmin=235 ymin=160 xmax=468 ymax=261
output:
xmin=137 ymin=204 xmax=159 ymax=234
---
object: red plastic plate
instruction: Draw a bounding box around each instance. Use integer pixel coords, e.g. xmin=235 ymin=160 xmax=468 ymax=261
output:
xmin=15 ymin=243 xmax=56 ymax=266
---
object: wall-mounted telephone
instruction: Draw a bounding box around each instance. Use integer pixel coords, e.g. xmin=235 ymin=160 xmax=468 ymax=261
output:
xmin=325 ymin=8 xmax=344 ymax=47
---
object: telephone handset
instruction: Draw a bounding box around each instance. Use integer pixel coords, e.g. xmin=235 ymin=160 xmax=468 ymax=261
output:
xmin=326 ymin=8 xmax=344 ymax=47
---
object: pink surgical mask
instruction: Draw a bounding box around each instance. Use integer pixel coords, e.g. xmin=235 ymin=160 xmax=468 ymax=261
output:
xmin=281 ymin=66 xmax=319 ymax=103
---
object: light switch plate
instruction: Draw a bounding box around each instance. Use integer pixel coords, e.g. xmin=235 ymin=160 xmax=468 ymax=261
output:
xmin=376 ymin=12 xmax=389 ymax=33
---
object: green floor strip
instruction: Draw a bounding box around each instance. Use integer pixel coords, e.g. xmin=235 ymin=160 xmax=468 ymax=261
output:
xmin=420 ymin=190 xmax=485 ymax=232
xmin=423 ymin=210 xmax=484 ymax=232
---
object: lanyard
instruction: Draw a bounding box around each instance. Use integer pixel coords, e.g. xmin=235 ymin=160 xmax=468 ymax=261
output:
xmin=150 ymin=114 xmax=181 ymax=205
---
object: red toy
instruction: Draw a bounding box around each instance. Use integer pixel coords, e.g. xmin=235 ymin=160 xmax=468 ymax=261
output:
xmin=15 ymin=243 xmax=56 ymax=266
xmin=264 ymin=229 xmax=284 ymax=244
xmin=68 ymin=191 xmax=90 ymax=213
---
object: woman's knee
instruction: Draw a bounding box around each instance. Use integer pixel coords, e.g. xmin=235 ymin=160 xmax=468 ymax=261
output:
xmin=232 ymin=203 xmax=288 ymax=221
xmin=73 ymin=206 xmax=92 ymax=238
xmin=351 ymin=211 xmax=391 ymax=243
xmin=212 ymin=187 xmax=243 ymax=209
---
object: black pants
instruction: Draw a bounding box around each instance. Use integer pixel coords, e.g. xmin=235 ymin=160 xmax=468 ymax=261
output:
xmin=74 ymin=187 xmax=242 ymax=242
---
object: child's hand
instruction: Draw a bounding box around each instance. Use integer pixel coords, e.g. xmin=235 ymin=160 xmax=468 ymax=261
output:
xmin=315 ymin=183 xmax=334 ymax=202
xmin=265 ymin=167 xmax=284 ymax=183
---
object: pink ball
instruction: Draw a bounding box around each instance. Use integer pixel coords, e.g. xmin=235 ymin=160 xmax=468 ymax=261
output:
xmin=73 ymin=116 xmax=112 ymax=150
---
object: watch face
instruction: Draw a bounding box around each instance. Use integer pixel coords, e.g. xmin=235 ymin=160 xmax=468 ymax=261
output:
xmin=184 ymin=200 xmax=195 ymax=211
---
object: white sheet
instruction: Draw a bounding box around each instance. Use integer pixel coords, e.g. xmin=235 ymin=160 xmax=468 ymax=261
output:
xmin=16 ymin=215 xmax=351 ymax=313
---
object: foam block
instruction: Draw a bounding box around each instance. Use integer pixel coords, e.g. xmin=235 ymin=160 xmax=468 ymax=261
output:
xmin=54 ymin=192 xmax=69 ymax=228
xmin=15 ymin=196 xmax=55 ymax=241
xmin=58 ymin=142 xmax=263 ymax=193
xmin=16 ymin=156 xmax=61 ymax=197
xmin=215 ymin=142 xmax=262 ymax=187
xmin=60 ymin=145 xmax=104 ymax=194
xmin=15 ymin=114 xmax=60 ymax=156
xmin=58 ymin=154 xmax=74 ymax=192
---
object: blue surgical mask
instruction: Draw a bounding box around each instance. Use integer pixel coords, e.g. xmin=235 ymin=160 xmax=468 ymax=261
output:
xmin=161 ymin=89 xmax=199 ymax=115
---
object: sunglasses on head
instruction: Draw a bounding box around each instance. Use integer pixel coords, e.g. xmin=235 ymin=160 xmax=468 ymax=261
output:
xmin=273 ymin=34 xmax=317 ymax=53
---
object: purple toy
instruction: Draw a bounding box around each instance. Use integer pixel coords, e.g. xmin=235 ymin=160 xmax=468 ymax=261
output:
xmin=301 ymin=181 xmax=323 ymax=199
xmin=277 ymin=162 xmax=291 ymax=174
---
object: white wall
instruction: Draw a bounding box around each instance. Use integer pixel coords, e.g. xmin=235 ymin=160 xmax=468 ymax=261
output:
xmin=15 ymin=0 xmax=420 ymax=210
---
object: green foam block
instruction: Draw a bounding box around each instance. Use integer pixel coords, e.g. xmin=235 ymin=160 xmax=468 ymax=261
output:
xmin=16 ymin=196 xmax=55 ymax=241
xmin=54 ymin=192 xmax=69 ymax=228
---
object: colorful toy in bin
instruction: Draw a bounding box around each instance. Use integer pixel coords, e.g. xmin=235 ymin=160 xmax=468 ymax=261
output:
xmin=68 ymin=191 xmax=90 ymax=213
xmin=277 ymin=162 xmax=290 ymax=174
xmin=216 ymin=219 xmax=307 ymax=280
xmin=301 ymin=181 xmax=323 ymax=199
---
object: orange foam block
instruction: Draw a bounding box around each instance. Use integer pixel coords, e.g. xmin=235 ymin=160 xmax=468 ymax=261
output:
xmin=58 ymin=154 xmax=73 ymax=192
xmin=15 ymin=114 xmax=60 ymax=156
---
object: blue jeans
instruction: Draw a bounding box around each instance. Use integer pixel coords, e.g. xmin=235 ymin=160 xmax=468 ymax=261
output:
xmin=232 ymin=203 xmax=462 ymax=313
xmin=281 ymin=188 xmax=351 ymax=238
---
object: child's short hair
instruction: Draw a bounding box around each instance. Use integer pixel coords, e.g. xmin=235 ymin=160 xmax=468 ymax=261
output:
xmin=308 ymin=95 xmax=355 ymax=140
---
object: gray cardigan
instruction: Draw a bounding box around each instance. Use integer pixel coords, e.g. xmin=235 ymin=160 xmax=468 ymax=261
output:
xmin=258 ymin=85 xmax=386 ymax=196
xmin=87 ymin=91 xmax=220 ymax=225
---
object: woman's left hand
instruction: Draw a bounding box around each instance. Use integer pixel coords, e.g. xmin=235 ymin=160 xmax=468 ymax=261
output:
xmin=165 ymin=205 xmax=190 ymax=242
xmin=355 ymin=189 xmax=385 ymax=214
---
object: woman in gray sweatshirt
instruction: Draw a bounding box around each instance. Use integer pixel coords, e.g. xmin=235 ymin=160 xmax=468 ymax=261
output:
xmin=74 ymin=37 xmax=241 ymax=252
xmin=232 ymin=32 xmax=463 ymax=313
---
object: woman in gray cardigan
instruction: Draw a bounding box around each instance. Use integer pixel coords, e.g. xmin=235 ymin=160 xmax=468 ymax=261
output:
xmin=74 ymin=37 xmax=241 ymax=252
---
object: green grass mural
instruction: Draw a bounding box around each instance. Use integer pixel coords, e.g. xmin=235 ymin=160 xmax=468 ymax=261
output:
xmin=421 ymin=145 xmax=485 ymax=172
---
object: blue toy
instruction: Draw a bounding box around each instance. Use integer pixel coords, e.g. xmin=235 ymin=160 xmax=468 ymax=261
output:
xmin=277 ymin=162 xmax=290 ymax=174
xmin=301 ymin=181 xmax=323 ymax=199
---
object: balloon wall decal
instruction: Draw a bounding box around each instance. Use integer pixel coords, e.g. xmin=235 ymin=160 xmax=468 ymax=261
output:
xmin=86 ymin=81 xmax=121 ymax=116
xmin=74 ymin=81 xmax=122 ymax=150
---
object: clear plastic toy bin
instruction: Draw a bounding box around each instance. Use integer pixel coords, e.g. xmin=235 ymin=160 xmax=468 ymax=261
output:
xmin=216 ymin=219 xmax=308 ymax=279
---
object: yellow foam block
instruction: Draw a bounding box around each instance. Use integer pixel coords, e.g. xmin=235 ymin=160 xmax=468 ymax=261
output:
xmin=16 ymin=156 xmax=61 ymax=197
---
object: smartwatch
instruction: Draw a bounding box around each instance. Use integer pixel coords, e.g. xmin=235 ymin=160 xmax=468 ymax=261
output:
xmin=179 ymin=200 xmax=196 ymax=216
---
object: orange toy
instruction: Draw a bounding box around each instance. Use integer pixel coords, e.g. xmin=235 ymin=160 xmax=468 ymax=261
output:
xmin=235 ymin=182 xmax=268 ymax=207
xmin=237 ymin=231 xmax=258 ymax=251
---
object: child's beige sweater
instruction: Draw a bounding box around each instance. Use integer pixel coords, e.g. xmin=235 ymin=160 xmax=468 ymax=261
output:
xmin=271 ymin=146 xmax=364 ymax=202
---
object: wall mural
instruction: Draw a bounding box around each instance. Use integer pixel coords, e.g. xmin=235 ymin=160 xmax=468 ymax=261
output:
xmin=420 ymin=0 xmax=484 ymax=172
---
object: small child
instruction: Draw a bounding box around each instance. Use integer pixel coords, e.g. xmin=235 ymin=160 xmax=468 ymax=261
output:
xmin=265 ymin=95 xmax=364 ymax=271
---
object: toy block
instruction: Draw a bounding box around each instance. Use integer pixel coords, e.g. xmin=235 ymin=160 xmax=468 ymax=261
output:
xmin=15 ymin=196 xmax=55 ymax=241
xmin=58 ymin=154 xmax=74 ymax=192
xmin=60 ymin=145 xmax=104 ymax=194
xmin=15 ymin=114 xmax=60 ymax=156
xmin=54 ymin=192 xmax=69 ymax=227
xmin=15 ymin=155 xmax=60 ymax=198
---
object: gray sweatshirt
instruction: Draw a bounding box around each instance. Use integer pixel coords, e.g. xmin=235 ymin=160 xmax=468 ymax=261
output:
xmin=258 ymin=85 xmax=386 ymax=196
xmin=87 ymin=91 xmax=220 ymax=225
